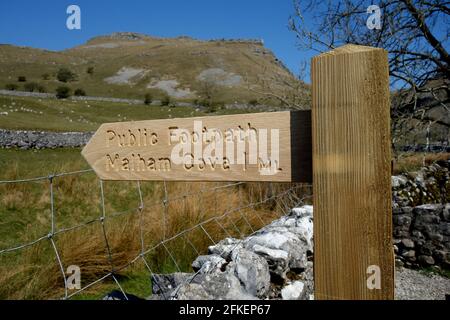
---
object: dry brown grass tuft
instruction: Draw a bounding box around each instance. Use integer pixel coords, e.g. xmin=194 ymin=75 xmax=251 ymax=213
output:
xmin=393 ymin=152 xmax=450 ymax=174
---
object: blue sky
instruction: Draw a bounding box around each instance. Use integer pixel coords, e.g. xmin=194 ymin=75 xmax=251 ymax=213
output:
xmin=0 ymin=0 xmax=314 ymax=77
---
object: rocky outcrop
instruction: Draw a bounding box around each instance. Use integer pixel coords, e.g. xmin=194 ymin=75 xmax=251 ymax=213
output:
xmin=151 ymin=205 xmax=314 ymax=300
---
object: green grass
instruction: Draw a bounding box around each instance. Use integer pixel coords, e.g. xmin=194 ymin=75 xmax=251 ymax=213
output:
xmin=0 ymin=148 xmax=88 ymax=177
xmin=419 ymin=266 xmax=450 ymax=279
xmin=71 ymin=269 xmax=153 ymax=300
xmin=0 ymin=95 xmax=258 ymax=132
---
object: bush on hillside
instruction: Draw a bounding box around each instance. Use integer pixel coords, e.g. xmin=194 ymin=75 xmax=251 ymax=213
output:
xmin=57 ymin=68 xmax=77 ymax=83
xmin=198 ymin=99 xmax=211 ymax=108
xmin=161 ymin=95 xmax=171 ymax=106
xmin=86 ymin=66 xmax=94 ymax=75
xmin=207 ymin=105 xmax=217 ymax=113
xmin=17 ymin=76 xmax=26 ymax=82
xmin=5 ymin=83 xmax=18 ymax=91
xmin=36 ymin=84 xmax=47 ymax=93
xmin=144 ymin=93 xmax=153 ymax=105
xmin=56 ymin=86 xmax=71 ymax=99
xmin=74 ymin=88 xmax=86 ymax=96
xmin=24 ymin=82 xmax=40 ymax=92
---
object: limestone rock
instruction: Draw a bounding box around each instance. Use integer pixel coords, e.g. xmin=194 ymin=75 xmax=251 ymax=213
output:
xmin=231 ymin=249 xmax=271 ymax=298
xmin=151 ymin=273 xmax=192 ymax=296
xmin=208 ymin=237 xmax=242 ymax=260
xmin=251 ymin=244 xmax=289 ymax=279
xmin=192 ymin=254 xmax=227 ymax=273
xmin=401 ymin=238 xmax=415 ymax=249
xmin=281 ymin=281 xmax=306 ymax=300
xmin=244 ymin=231 xmax=308 ymax=271
xmin=418 ymin=255 xmax=435 ymax=266
xmin=173 ymin=272 xmax=256 ymax=300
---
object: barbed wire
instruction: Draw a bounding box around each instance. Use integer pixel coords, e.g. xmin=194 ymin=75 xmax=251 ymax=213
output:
xmin=0 ymin=169 xmax=312 ymax=300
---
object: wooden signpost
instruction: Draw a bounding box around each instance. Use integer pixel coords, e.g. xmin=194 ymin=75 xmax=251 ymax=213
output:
xmin=82 ymin=44 xmax=394 ymax=300
xmin=82 ymin=111 xmax=312 ymax=182
xmin=312 ymin=45 xmax=394 ymax=299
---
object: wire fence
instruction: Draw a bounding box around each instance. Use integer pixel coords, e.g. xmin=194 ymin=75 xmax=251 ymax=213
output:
xmin=0 ymin=168 xmax=312 ymax=300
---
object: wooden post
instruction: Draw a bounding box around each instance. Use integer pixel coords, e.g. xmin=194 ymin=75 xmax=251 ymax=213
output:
xmin=312 ymin=45 xmax=394 ymax=299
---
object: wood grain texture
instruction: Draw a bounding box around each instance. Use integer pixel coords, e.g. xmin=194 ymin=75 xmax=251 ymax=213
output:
xmin=82 ymin=111 xmax=311 ymax=182
xmin=312 ymin=45 xmax=394 ymax=299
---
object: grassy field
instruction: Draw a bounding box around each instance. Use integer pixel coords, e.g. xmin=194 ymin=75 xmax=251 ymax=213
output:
xmin=0 ymin=148 xmax=301 ymax=299
xmin=0 ymin=95 xmax=257 ymax=132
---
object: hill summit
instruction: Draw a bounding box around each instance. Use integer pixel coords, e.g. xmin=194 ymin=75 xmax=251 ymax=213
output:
xmin=0 ymin=32 xmax=303 ymax=105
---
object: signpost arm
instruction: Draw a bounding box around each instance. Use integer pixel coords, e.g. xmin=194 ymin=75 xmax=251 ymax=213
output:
xmin=312 ymin=45 xmax=394 ymax=299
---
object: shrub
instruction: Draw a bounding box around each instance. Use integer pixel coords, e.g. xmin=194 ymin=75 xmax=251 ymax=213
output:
xmin=5 ymin=83 xmax=18 ymax=91
xmin=161 ymin=95 xmax=171 ymax=106
xmin=207 ymin=105 xmax=217 ymax=113
xmin=36 ymin=84 xmax=47 ymax=93
xmin=144 ymin=93 xmax=153 ymax=105
xmin=17 ymin=76 xmax=26 ymax=82
xmin=249 ymin=99 xmax=258 ymax=106
xmin=215 ymin=101 xmax=225 ymax=110
xmin=86 ymin=66 xmax=94 ymax=75
xmin=55 ymin=86 xmax=71 ymax=99
xmin=74 ymin=88 xmax=86 ymax=96
xmin=198 ymin=99 xmax=211 ymax=108
xmin=41 ymin=73 xmax=50 ymax=80
xmin=57 ymin=68 xmax=76 ymax=82
xmin=24 ymin=82 xmax=40 ymax=92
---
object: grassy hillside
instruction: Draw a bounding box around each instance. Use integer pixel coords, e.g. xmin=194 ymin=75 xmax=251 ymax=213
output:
xmin=0 ymin=32 xmax=304 ymax=105
xmin=0 ymin=95 xmax=257 ymax=132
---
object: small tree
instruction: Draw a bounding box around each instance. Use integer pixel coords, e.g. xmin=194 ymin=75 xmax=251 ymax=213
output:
xmin=5 ymin=83 xmax=18 ymax=91
xmin=74 ymin=88 xmax=86 ymax=96
xmin=17 ymin=76 xmax=26 ymax=82
xmin=198 ymin=79 xmax=218 ymax=107
xmin=56 ymin=86 xmax=71 ymax=99
xmin=57 ymin=68 xmax=76 ymax=82
xmin=144 ymin=93 xmax=153 ymax=105
xmin=289 ymin=0 xmax=450 ymax=146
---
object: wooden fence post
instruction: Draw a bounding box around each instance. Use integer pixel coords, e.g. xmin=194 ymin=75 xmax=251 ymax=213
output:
xmin=312 ymin=45 xmax=394 ymax=299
